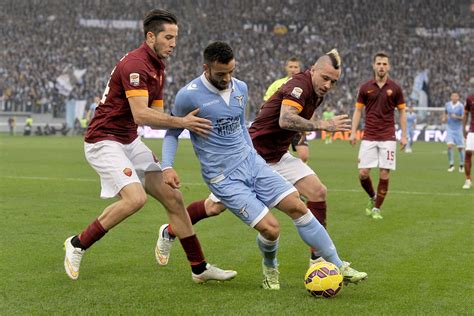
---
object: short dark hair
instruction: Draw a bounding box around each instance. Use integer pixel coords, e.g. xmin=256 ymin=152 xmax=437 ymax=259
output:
xmin=203 ymin=41 xmax=234 ymax=65
xmin=373 ymin=51 xmax=390 ymax=62
xmin=143 ymin=9 xmax=177 ymax=38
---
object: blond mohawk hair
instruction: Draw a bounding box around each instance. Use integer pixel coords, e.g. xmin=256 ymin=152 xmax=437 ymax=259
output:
xmin=326 ymin=49 xmax=341 ymax=69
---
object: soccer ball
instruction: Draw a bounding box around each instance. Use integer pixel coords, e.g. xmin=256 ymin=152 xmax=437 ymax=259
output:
xmin=304 ymin=262 xmax=343 ymax=298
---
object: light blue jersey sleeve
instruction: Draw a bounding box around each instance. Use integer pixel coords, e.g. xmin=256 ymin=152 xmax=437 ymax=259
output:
xmin=161 ymin=88 xmax=196 ymax=169
xmin=240 ymin=82 xmax=253 ymax=148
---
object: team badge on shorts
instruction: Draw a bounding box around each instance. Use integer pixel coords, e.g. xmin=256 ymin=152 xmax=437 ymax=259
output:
xmin=291 ymin=87 xmax=303 ymax=99
xmin=123 ymin=168 xmax=133 ymax=177
xmin=239 ymin=206 xmax=249 ymax=219
xmin=387 ymin=89 xmax=393 ymax=96
xmin=130 ymin=73 xmax=140 ymax=86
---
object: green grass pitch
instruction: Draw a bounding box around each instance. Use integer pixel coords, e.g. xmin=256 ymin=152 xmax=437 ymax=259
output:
xmin=0 ymin=135 xmax=472 ymax=315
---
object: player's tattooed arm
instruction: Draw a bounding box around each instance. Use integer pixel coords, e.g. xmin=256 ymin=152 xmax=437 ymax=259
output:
xmin=279 ymin=105 xmax=316 ymax=131
xmin=279 ymin=105 xmax=351 ymax=132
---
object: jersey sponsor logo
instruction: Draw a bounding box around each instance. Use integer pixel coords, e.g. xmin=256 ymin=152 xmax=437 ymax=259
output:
xmin=216 ymin=116 xmax=241 ymax=136
xmin=387 ymin=89 xmax=393 ymax=96
xmin=291 ymin=87 xmax=303 ymax=99
xmin=367 ymin=89 xmax=374 ymax=94
xmin=123 ymin=168 xmax=133 ymax=177
xmin=202 ymin=99 xmax=220 ymax=107
xmin=130 ymin=73 xmax=140 ymax=86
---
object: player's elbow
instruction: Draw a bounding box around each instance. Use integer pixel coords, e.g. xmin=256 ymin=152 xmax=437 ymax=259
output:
xmin=132 ymin=111 xmax=148 ymax=126
xmin=278 ymin=116 xmax=289 ymax=129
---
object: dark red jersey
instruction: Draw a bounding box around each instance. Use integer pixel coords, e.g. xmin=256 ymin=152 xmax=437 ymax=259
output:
xmin=356 ymin=78 xmax=405 ymax=141
xmin=249 ymin=70 xmax=323 ymax=163
xmin=85 ymin=42 xmax=165 ymax=144
xmin=465 ymin=93 xmax=474 ymax=133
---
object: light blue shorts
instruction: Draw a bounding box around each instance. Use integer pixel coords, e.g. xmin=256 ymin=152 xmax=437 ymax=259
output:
xmin=208 ymin=151 xmax=296 ymax=227
xmin=446 ymin=128 xmax=465 ymax=147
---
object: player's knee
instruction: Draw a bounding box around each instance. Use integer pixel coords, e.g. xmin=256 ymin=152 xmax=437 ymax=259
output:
xmin=310 ymin=183 xmax=327 ymax=200
xmin=259 ymin=221 xmax=280 ymax=241
xmin=160 ymin=189 xmax=185 ymax=213
xmin=124 ymin=192 xmax=147 ymax=212
xmin=359 ymin=170 xmax=370 ymax=179
xmin=204 ymin=199 xmax=225 ymax=216
xmin=288 ymin=194 xmax=309 ymax=217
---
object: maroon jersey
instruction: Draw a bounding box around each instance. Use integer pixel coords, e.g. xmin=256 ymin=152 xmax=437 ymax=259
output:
xmin=356 ymin=78 xmax=405 ymax=141
xmin=85 ymin=42 xmax=165 ymax=144
xmin=465 ymin=93 xmax=474 ymax=133
xmin=249 ymin=70 xmax=323 ymax=163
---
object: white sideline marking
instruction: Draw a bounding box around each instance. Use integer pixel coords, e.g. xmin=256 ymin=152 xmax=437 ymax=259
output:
xmin=1 ymin=175 xmax=469 ymax=197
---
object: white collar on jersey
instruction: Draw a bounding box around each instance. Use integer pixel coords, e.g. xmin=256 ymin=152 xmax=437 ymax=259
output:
xmin=448 ymin=101 xmax=462 ymax=107
xmin=200 ymin=73 xmax=233 ymax=105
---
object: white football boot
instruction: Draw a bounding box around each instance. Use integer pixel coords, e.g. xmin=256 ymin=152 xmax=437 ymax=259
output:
xmin=64 ymin=236 xmax=85 ymax=280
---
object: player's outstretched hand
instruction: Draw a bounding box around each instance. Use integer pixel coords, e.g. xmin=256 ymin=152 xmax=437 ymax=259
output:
xmin=349 ymin=134 xmax=357 ymax=146
xmin=325 ymin=115 xmax=351 ymax=132
xmin=182 ymin=108 xmax=212 ymax=137
xmin=163 ymin=168 xmax=181 ymax=189
xmin=400 ymin=135 xmax=407 ymax=151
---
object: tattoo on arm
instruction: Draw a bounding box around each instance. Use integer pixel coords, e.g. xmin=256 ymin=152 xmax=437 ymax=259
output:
xmin=280 ymin=105 xmax=321 ymax=131
xmin=326 ymin=119 xmax=336 ymax=132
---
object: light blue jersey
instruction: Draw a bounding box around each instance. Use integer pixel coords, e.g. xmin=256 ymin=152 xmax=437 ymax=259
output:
xmin=445 ymin=101 xmax=464 ymax=147
xmin=406 ymin=112 xmax=417 ymax=128
xmin=445 ymin=101 xmax=463 ymax=131
xmin=162 ymin=73 xmax=295 ymax=227
xmin=162 ymin=74 xmax=252 ymax=183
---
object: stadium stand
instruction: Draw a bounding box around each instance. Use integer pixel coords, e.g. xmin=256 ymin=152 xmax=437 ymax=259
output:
xmin=1 ymin=0 xmax=472 ymax=129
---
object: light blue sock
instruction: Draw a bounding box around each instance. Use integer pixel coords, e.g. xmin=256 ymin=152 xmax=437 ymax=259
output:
xmin=448 ymin=147 xmax=454 ymax=165
xmin=256 ymin=233 xmax=278 ymax=268
xmin=459 ymin=150 xmax=465 ymax=166
xmin=293 ymin=211 xmax=343 ymax=267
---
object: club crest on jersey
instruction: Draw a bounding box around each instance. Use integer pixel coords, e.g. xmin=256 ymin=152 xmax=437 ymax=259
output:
xmin=291 ymin=87 xmax=303 ymax=99
xmin=130 ymin=73 xmax=140 ymax=86
xmin=387 ymin=89 xmax=393 ymax=96
xmin=234 ymin=95 xmax=244 ymax=107
xmin=123 ymin=168 xmax=133 ymax=177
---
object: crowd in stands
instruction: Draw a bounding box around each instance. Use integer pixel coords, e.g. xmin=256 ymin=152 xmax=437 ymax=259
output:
xmin=1 ymin=0 xmax=472 ymax=123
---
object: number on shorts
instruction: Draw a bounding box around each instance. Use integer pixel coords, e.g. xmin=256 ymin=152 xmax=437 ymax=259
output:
xmin=386 ymin=150 xmax=395 ymax=161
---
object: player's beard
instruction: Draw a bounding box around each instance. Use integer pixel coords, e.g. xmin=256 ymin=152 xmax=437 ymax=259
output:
xmin=375 ymin=70 xmax=387 ymax=80
xmin=208 ymin=72 xmax=229 ymax=90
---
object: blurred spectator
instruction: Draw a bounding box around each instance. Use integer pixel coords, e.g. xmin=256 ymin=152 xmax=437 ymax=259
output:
xmin=8 ymin=116 xmax=16 ymax=135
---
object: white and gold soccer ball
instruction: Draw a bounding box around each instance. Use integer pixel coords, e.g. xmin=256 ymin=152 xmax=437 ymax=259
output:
xmin=304 ymin=262 xmax=343 ymax=298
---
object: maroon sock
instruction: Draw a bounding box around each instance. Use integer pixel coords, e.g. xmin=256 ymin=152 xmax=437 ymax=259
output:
xmin=168 ymin=200 xmax=208 ymax=238
xmin=465 ymin=151 xmax=472 ymax=180
xmin=360 ymin=177 xmax=375 ymax=198
xmin=179 ymin=234 xmax=206 ymax=267
xmin=187 ymin=200 xmax=208 ymax=225
xmin=375 ymin=179 xmax=389 ymax=209
xmin=78 ymin=219 xmax=107 ymax=250
xmin=307 ymin=201 xmax=327 ymax=228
